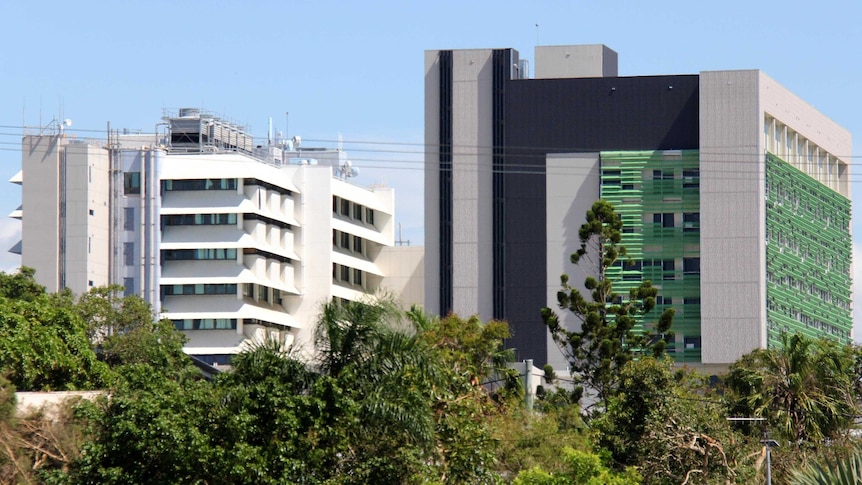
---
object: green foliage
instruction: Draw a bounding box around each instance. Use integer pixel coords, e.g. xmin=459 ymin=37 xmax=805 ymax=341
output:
xmin=75 ymin=285 xmax=156 ymax=340
xmin=0 ymin=297 xmax=111 ymax=391
xmin=513 ymin=447 xmax=641 ymax=485
xmin=491 ymin=406 xmax=587 ymax=479
xmin=415 ymin=310 xmax=521 ymax=483
xmin=0 ymin=376 xmax=14 ymax=424
xmin=595 ymin=357 xmax=758 ymax=484
xmin=789 ymin=448 xmax=862 ymax=485
xmin=0 ymin=267 xmax=45 ymax=301
xmin=65 ymin=298 xmax=518 ymax=484
xmin=725 ymin=332 xmax=860 ymax=446
xmin=541 ymin=199 xmax=674 ymax=409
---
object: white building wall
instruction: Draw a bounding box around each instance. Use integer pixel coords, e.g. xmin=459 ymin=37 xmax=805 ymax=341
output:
xmin=63 ymin=143 xmax=110 ymax=294
xmin=18 ymin=125 xmax=399 ymax=364
xmin=545 ymin=153 xmax=601 ymax=371
xmin=378 ymin=246 xmax=425 ymax=309
xmin=291 ymin=165 xmax=335 ymax=352
xmin=21 ymin=136 xmax=61 ymax=290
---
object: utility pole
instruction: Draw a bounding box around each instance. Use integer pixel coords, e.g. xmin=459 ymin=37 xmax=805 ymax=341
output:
xmin=727 ymin=417 xmax=777 ymax=485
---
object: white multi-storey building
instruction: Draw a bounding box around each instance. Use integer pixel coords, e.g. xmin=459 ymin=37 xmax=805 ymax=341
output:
xmin=11 ymin=109 xmax=404 ymax=365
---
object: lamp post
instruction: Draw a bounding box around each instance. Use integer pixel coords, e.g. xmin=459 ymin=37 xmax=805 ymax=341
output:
xmin=727 ymin=417 xmax=777 ymax=485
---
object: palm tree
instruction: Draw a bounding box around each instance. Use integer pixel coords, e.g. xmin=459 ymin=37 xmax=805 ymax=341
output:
xmin=789 ymin=449 xmax=862 ymax=485
xmin=725 ymin=332 xmax=859 ymax=445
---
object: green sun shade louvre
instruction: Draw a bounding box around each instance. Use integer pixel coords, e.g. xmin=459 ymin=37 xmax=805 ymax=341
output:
xmin=765 ymin=152 xmax=852 ymax=347
xmin=600 ymin=150 xmax=701 ymax=363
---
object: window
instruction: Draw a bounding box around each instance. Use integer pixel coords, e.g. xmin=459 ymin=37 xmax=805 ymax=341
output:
xmin=366 ymin=208 xmax=375 ymax=225
xmin=332 ymin=196 xmax=338 ymax=213
xmin=340 ymin=265 xmax=350 ymax=282
xmin=683 ymin=297 xmax=701 ymax=305
xmin=683 ymin=169 xmax=699 ymax=189
xmin=161 ymin=178 xmax=237 ymax=192
xmin=353 ymin=203 xmax=363 ymax=221
xmin=162 ymin=248 xmax=237 ymax=261
xmin=124 ymin=172 xmax=141 ymax=194
xmin=162 ymin=284 xmax=237 ymax=296
xmin=341 ymin=199 xmax=350 ymax=216
xmin=340 ymin=232 xmax=350 ymax=249
xmin=354 ymin=268 xmax=363 ymax=287
xmin=662 ymin=259 xmax=675 ymax=280
xmin=653 ymin=170 xmax=673 ymax=180
xmin=123 ymin=277 xmax=135 ymax=297
xmin=124 ymin=242 xmax=134 ymax=266
xmin=89 ymin=209 xmax=94 ymax=216
xmin=353 ymin=236 xmax=363 ymax=254
xmin=653 ymin=213 xmax=674 ymax=228
xmin=623 ymin=260 xmax=642 ymax=271
xmin=684 ymin=336 xmax=701 ymax=349
xmin=683 ymin=257 xmax=701 ymax=275
xmin=683 ymin=212 xmax=700 ymax=233
xmin=162 ymin=213 xmax=238 ymax=226
xmin=124 ymin=207 xmax=135 ymax=230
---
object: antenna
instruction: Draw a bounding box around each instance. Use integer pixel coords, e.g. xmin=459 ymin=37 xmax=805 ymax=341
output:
xmin=395 ymin=223 xmax=410 ymax=246
xmin=535 ymin=23 xmax=540 ymax=46
xmin=337 ymin=133 xmax=343 ymax=152
xmin=337 ymin=159 xmax=359 ymax=179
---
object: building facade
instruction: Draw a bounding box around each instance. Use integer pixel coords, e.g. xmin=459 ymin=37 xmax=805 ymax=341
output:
xmin=424 ymin=45 xmax=852 ymax=370
xmin=11 ymin=109 xmax=408 ymax=365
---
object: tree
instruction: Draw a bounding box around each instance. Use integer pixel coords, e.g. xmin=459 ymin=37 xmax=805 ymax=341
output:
xmin=595 ymin=357 xmax=757 ymax=484
xmin=541 ymin=199 xmax=674 ymax=410
xmin=0 ymin=267 xmax=45 ymax=302
xmin=75 ymin=285 xmax=155 ymax=340
xmin=789 ymin=448 xmax=862 ymax=485
xmin=725 ymin=332 xmax=860 ymax=446
xmin=513 ymin=447 xmax=641 ymax=485
xmin=0 ymin=296 xmax=111 ymax=391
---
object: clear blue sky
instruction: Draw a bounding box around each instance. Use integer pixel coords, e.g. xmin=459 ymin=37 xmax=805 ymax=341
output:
xmin=1 ymin=1 xmax=860 ymax=336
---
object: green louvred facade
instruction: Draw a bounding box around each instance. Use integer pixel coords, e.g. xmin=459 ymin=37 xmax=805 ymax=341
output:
xmin=599 ymin=150 xmax=851 ymax=364
xmin=765 ymin=152 xmax=852 ymax=346
xmin=600 ymin=150 xmax=702 ymax=363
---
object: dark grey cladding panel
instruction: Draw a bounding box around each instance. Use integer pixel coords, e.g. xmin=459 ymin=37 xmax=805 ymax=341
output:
xmin=498 ymin=74 xmax=700 ymax=367
xmin=505 ymin=74 xmax=700 ymax=152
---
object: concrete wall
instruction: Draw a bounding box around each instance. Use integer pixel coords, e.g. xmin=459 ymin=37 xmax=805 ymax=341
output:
xmin=378 ymin=245 xmax=425 ymax=309
xmin=64 ymin=143 xmax=110 ymax=295
xmin=15 ymin=391 xmax=105 ymax=418
xmin=534 ymin=44 xmax=618 ymax=79
xmin=424 ymin=50 xmax=442 ymax=316
xmin=21 ymin=136 xmax=61 ymax=290
xmin=545 ymin=153 xmax=601 ymax=371
xmin=699 ymin=70 xmax=765 ymax=365
xmin=700 ymin=70 xmax=852 ymax=364
xmin=450 ymin=48 xmax=495 ymax=322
